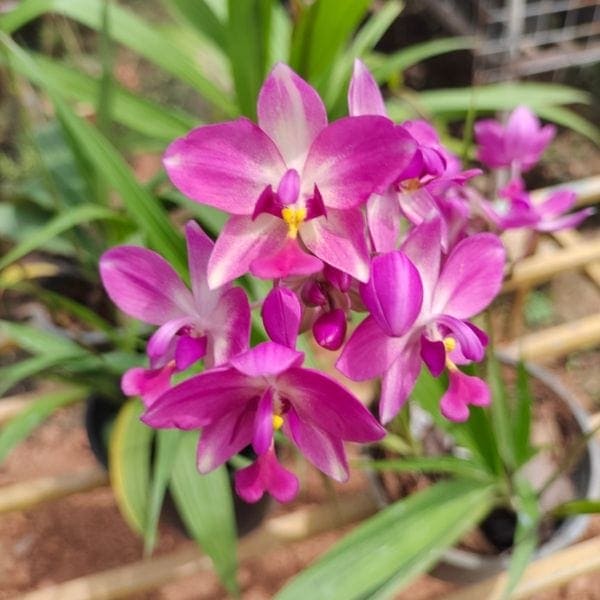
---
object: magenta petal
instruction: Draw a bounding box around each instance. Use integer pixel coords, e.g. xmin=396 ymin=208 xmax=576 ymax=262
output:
xmin=142 ymin=367 xmax=256 ymax=430
xmin=433 ymin=233 xmax=505 ymax=319
xmin=121 ymin=364 xmax=175 ymax=408
xmin=379 ymin=341 xmax=421 ymax=424
xmin=537 ymin=189 xmax=576 ymax=217
xmin=348 ymin=59 xmax=387 ymax=117
xmin=206 ymin=286 xmax=251 ymax=367
xmin=323 ymin=264 xmax=351 ymax=293
xmin=234 ymin=446 xmax=299 ymax=503
xmin=185 ymin=221 xmax=216 ymax=308
xmin=230 ymin=342 xmax=304 ymax=377
xmin=258 ymin=63 xmax=327 ymax=169
xmin=163 ymin=118 xmax=286 ymax=215
xmin=147 ymin=316 xmax=193 ymax=367
xmin=401 ymin=218 xmax=442 ymax=312
xmin=474 ymin=119 xmax=507 ymax=168
xmin=366 ymin=191 xmax=401 ymax=253
xmin=197 ymin=408 xmax=255 ymax=473
xmin=100 ymin=247 xmax=193 ymax=325
xmin=336 ymin=316 xmax=405 ymax=380
xmin=440 ymin=370 xmax=491 ymax=422
xmin=253 ymin=387 xmax=274 ymax=456
xmin=285 ymin=408 xmax=349 ymax=482
xmin=280 ymin=367 xmax=386 ymax=442
xmin=207 ymin=214 xmax=289 ymax=288
xmin=360 ymin=251 xmax=423 ymax=337
xmin=301 ymin=208 xmax=370 ymax=282
xmin=302 ymin=116 xmax=415 ymax=209
xmin=250 ymin=237 xmax=323 ymax=280
xmin=175 ymin=335 xmax=207 ymax=370
xmin=261 ymin=287 xmax=302 ymax=348
xmin=420 ymin=336 xmax=445 ymax=377
xmin=537 ymin=207 xmax=594 ymax=232
xmin=435 ymin=314 xmax=486 ymax=362
xmin=312 ymin=308 xmax=347 ymax=351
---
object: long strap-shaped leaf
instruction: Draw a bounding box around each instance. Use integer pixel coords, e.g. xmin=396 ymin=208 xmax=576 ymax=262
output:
xmin=277 ymin=479 xmax=496 ymax=600
xmin=0 ymin=34 xmax=187 ymax=275
xmin=0 ymin=0 xmax=236 ymax=116
xmin=169 ymin=431 xmax=238 ymax=595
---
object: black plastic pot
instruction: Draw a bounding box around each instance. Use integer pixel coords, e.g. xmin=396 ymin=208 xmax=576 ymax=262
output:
xmin=84 ymin=395 xmax=271 ymax=538
xmin=367 ymin=357 xmax=600 ymax=584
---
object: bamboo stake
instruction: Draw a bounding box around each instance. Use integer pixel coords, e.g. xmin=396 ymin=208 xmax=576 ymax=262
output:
xmin=502 ymin=237 xmax=600 ymax=292
xmin=442 ymin=535 xmax=600 ymax=600
xmin=0 ymin=468 xmax=108 ymax=514
xmin=17 ymin=493 xmax=378 ymax=600
xmin=0 ymin=391 xmax=36 ymax=426
xmin=552 ymin=228 xmax=600 ymax=290
xmin=501 ymin=313 xmax=600 ymax=361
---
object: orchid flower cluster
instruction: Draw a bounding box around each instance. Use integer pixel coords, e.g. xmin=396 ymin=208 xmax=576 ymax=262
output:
xmin=100 ymin=61 xmax=589 ymax=504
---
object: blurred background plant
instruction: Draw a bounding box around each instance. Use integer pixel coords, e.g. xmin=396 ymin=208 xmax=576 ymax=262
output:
xmin=0 ymin=0 xmax=598 ymax=595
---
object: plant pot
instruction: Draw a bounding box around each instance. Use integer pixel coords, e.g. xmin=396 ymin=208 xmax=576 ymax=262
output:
xmin=84 ymin=395 xmax=271 ymax=538
xmin=367 ymin=357 xmax=600 ymax=584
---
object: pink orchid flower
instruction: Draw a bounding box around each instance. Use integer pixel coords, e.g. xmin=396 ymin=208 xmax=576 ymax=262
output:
xmin=164 ymin=63 xmax=415 ymax=287
xmin=337 ymin=219 xmax=505 ymax=424
xmin=481 ymin=178 xmax=594 ymax=233
xmin=474 ymin=106 xmax=556 ymax=173
xmin=100 ymin=221 xmax=250 ymax=406
xmin=348 ymin=59 xmax=478 ymax=253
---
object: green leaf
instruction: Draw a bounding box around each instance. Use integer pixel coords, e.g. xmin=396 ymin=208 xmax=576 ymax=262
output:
xmin=167 ymin=0 xmax=227 ymax=51
xmin=368 ymin=37 xmax=475 ymax=83
xmin=290 ymin=0 xmax=371 ymax=87
xmin=277 ymin=480 xmax=496 ymax=600
xmin=0 ymin=204 xmax=119 ymax=273
xmin=552 ymin=499 xmax=600 ymax=517
xmin=513 ymin=361 xmax=534 ymax=467
xmin=0 ymin=34 xmax=188 ymax=274
xmin=535 ymin=105 xmax=600 ymax=145
xmin=226 ymin=0 xmax=272 ymax=118
xmin=29 ymin=53 xmax=197 ymax=141
xmin=0 ymin=0 xmax=235 ymax=115
xmin=366 ymin=455 xmax=493 ymax=482
xmin=109 ymin=398 xmax=153 ymax=534
xmin=0 ymin=319 xmax=84 ymax=356
xmin=324 ymin=0 xmax=404 ymax=109
xmin=502 ymin=480 xmax=540 ymax=599
xmin=169 ymin=431 xmax=238 ymax=594
xmin=386 ymin=83 xmax=590 ymax=121
xmin=488 ymin=352 xmax=516 ymax=470
xmin=144 ymin=429 xmax=182 ymax=555
xmin=0 ymin=386 xmax=85 ymax=461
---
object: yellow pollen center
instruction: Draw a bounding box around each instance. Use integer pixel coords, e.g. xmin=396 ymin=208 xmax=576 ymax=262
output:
xmin=443 ymin=337 xmax=456 ymax=353
xmin=281 ymin=206 xmax=307 ymax=239
xmin=272 ymin=414 xmax=284 ymax=431
xmin=402 ymin=178 xmax=421 ymax=192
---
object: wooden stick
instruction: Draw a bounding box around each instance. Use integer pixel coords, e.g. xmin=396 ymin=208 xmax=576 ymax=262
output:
xmin=500 ymin=313 xmax=600 ymax=361
xmin=0 ymin=468 xmax=108 ymax=514
xmin=0 ymin=391 xmax=36 ymax=426
xmin=18 ymin=493 xmax=378 ymax=600
xmin=552 ymin=228 xmax=600 ymax=290
xmin=442 ymin=535 xmax=600 ymax=600
xmin=502 ymin=238 xmax=600 ymax=292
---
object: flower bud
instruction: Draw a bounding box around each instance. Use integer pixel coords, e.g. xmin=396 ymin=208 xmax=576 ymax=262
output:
xmin=312 ymin=308 xmax=347 ymax=351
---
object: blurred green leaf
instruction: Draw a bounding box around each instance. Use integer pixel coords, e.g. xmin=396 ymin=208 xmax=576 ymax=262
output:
xmin=513 ymin=361 xmax=534 ymax=467
xmin=0 ymin=0 xmax=235 ymax=115
xmin=226 ymin=0 xmax=272 ymax=118
xmin=0 ymin=204 xmax=119 ymax=273
xmin=366 ymin=455 xmax=493 ymax=482
xmin=277 ymin=479 xmax=495 ymax=600
xmin=1 ymin=34 xmax=188 ymax=274
xmin=0 ymin=385 xmax=85 ymax=461
xmin=109 ymin=398 xmax=153 ymax=534
xmin=536 ymin=105 xmax=600 ymax=145
xmin=0 ymin=319 xmax=83 ymax=356
xmin=169 ymin=431 xmax=238 ymax=594
xmin=30 ymin=54 xmax=197 ymax=141
xmin=552 ymin=499 xmax=600 ymax=517
xmin=488 ymin=353 xmax=516 ymax=471
xmin=290 ymin=0 xmax=371 ymax=87
xmin=167 ymin=0 xmax=227 ymax=50
xmin=502 ymin=480 xmax=540 ymax=599
xmin=144 ymin=428 xmax=182 ymax=555
xmin=368 ymin=37 xmax=475 ymax=83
